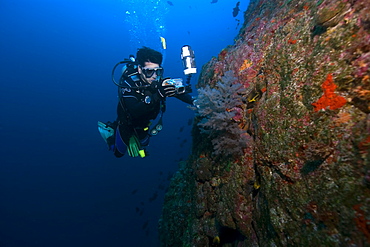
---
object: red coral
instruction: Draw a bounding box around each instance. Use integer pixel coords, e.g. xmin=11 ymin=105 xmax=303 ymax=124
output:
xmin=353 ymin=204 xmax=370 ymax=243
xmin=288 ymin=39 xmax=297 ymax=44
xmin=218 ymin=49 xmax=228 ymax=60
xmin=312 ymin=74 xmax=347 ymax=112
xmin=358 ymin=136 xmax=370 ymax=152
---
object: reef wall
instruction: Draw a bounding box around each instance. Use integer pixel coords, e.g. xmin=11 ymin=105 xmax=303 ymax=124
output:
xmin=159 ymin=0 xmax=370 ymax=246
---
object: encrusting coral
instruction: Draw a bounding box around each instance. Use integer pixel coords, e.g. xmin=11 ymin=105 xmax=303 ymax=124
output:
xmin=312 ymin=73 xmax=347 ymax=112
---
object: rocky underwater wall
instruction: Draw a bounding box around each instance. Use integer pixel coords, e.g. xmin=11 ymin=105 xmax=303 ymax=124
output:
xmin=159 ymin=0 xmax=370 ymax=246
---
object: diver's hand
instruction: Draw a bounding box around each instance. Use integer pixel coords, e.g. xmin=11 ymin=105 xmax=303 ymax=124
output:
xmin=192 ymin=99 xmax=200 ymax=109
xmin=158 ymin=84 xmax=176 ymax=98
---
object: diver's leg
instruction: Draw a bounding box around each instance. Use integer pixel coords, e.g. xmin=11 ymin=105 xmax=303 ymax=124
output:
xmin=114 ymin=125 xmax=128 ymax=158
xmin=136 ymin=128 xmax=150 ymax=147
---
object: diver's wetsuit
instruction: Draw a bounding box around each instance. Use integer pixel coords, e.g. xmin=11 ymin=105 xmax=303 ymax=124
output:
xmin=113 ymin=72 xmax=193 ymax=157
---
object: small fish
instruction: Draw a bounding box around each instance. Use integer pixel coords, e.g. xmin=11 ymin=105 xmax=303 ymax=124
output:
xmin=131 ymin=189 xmax=138 ymax=195
xmin=232 ymin=1 xmax=240 ymax=17
xmin=142 ymin=220 xmax=149 ymax=229
xmin=180 ymin=139 xmax=188 ymax=147
xmin=167 ymin=1 xmax=174 ymax=6
xmin=149 ymin=192 xmax=158 ymax=202
xmin=158 ymin=183 xmax=166 ymax=190
xmin=213 ymin=236 xmax=221 ymax=244
xmin=187 ymin=118 xmax=193 ymax=125
xmin=235 ymin=19 xmax=240 ymax=29
xmin=179 ymin=126 xmax=184 ymax=132
xmin=211 ymin=0 xmax=218 ymax=3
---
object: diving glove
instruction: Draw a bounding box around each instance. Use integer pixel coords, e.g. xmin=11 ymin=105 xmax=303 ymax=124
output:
xmin=158 ymin=84 xmax=176 ymax=98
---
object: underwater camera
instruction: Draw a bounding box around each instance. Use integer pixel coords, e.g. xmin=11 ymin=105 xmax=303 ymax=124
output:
xmin=162 ymin=45 xmax=196 ymax=94
xmin=162 ymin=78 xmax=186 ymax=94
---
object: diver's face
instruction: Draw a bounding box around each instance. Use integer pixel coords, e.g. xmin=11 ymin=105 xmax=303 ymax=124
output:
xmin=138 ymin=62 xmax=163 ymax=84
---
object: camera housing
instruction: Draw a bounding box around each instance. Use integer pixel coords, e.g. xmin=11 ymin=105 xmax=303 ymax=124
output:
xmin=162 ymin=78 xmax=187 ymax=94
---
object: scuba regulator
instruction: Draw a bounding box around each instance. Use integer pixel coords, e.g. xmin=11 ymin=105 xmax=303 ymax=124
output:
xmin=111 ymin=55 xmax=142 ymax=89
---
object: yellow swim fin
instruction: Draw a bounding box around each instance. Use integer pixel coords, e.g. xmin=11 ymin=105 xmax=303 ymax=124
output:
xmin=127 ymin=135 xmax=146 ymax=158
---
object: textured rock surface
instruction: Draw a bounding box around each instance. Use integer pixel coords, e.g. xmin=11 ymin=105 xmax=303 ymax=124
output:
xmin=159 ymin=0 xmax=370 ymax=246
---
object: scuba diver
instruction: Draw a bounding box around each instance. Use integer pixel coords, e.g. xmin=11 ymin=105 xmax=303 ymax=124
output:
xmin=98 ymin=46 xmax=197 ymax=158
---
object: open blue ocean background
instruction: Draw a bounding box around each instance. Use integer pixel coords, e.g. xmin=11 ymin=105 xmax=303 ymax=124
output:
xmin=0 ymin=0 xmax=249 ymax=246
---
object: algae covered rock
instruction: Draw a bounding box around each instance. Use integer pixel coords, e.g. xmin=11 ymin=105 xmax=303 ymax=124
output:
xmin=159 ymin=0 xmax=370 ymax=246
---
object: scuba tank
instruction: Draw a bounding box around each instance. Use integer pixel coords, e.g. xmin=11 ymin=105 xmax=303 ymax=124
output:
xmin=111 ymin=55 xmax=145 ymax=89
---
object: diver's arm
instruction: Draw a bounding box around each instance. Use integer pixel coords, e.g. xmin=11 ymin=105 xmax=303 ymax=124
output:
xmin=175 ymin=93 xmax=194 ymax=105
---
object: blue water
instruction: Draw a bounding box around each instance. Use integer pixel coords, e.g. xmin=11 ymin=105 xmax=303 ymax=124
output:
xmin=0 ymin=0 xmax=249 ymax=246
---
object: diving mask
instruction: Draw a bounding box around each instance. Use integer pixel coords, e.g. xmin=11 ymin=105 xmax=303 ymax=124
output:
xmin=141 ymin=67 xmax=164 ymax=78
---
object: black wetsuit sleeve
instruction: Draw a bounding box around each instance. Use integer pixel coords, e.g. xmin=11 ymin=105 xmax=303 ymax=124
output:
xmin=175 ymin=93 xmax=194 ymax=105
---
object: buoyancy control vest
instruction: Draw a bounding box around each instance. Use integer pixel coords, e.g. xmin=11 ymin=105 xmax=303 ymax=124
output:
xmin=112 ymin=57 xmax=166 ymax=136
